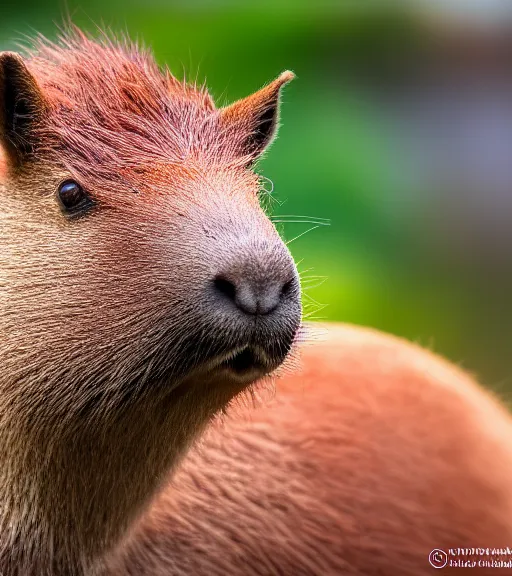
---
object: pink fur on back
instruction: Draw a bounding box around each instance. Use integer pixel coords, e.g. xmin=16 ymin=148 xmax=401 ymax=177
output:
xmin=106 ymin=323 xmax=512 ymax=575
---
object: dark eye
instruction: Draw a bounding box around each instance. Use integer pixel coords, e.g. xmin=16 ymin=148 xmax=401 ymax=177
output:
xmin=57 ymin=180 xmax=92 ymax=214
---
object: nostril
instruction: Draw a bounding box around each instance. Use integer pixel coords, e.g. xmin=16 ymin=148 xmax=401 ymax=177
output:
xmin=213 ymin=275 xmax=237 ymax=302
xmin=280 ymin=278 xmax=295 ymax=298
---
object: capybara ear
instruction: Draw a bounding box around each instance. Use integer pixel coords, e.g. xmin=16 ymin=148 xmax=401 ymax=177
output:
xmin=219 ymin=70 xmax=295 ymax=163
xmin=0 ymin=52 xmax=48 ymax=166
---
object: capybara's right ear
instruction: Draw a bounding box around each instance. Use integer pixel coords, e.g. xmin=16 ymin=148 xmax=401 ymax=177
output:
xmin=0 ymin=52 xmax=48 ymax=167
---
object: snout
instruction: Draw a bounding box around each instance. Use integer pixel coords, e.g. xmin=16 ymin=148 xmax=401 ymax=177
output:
xmin=203 ymin=237 xmax=302 ymax=377
xmin=213 ymin=254 xmax=297 ymax=317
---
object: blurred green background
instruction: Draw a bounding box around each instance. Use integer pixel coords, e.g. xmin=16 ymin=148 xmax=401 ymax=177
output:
xmin=2 ymin=1 xmax=510 ymax=393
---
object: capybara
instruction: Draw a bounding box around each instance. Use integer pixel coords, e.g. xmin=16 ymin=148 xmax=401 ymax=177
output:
xmin=1 ymin=28 xmax=511 ymax=576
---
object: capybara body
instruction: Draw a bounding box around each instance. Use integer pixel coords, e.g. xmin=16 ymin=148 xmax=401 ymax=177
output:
xmin=1 ymin=28 xmax=512 ymax=576
xmin=106 ymin=323 xmax=512 ymax=576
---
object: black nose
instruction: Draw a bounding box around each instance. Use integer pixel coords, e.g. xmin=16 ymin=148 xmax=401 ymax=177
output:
xmin=213 ymin=274 xmax=297 ymax=316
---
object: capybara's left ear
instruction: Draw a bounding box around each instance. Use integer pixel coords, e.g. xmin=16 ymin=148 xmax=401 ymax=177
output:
xmin=219 ymin=70 xmax=294 ymax=163
xmin=0 ymin=52 xmax=48 ymax=167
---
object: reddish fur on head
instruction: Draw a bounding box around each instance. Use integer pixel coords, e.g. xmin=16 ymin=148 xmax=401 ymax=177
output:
xmin=0 ymin=27 xmax=299 ymax=576
xmin=4 ymin=25 xmax=512 ymax=576
xmin=18 ymin=29 xmax=293 ymax=187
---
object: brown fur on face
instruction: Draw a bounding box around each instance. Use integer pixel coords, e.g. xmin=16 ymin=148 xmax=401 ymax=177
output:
xmin=3 ymin=25 xmax=512 ymax=576
xmin=0 ymin=28 xmax=298 ymax=575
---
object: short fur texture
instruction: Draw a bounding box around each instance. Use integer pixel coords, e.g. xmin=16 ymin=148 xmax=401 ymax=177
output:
xmin=107 ymin=324 xmax=512 ymax=576
xmin=0 ymin=28 xmax=299 ymax=575
xmin=1 ymin=27 xmax=512 ymax=576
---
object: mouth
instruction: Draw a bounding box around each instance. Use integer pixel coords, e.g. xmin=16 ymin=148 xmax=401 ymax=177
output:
xmin=220 ymin=347 xmax=266 ymax=373
xmin=208 ymin=345 xmax=272 ymax=379
xmin=169 ymin=320 xmax=300 ymax=386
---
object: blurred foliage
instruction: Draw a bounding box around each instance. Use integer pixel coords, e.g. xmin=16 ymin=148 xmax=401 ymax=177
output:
xmin=1 ymin=1 xmax=509 ymax=391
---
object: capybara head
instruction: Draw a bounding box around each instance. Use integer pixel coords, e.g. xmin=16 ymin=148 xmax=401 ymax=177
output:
xmin=0 ymin=30 xmax=301 ymax=425
xmin=0 ymin=29 xmax=301 ymax=568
